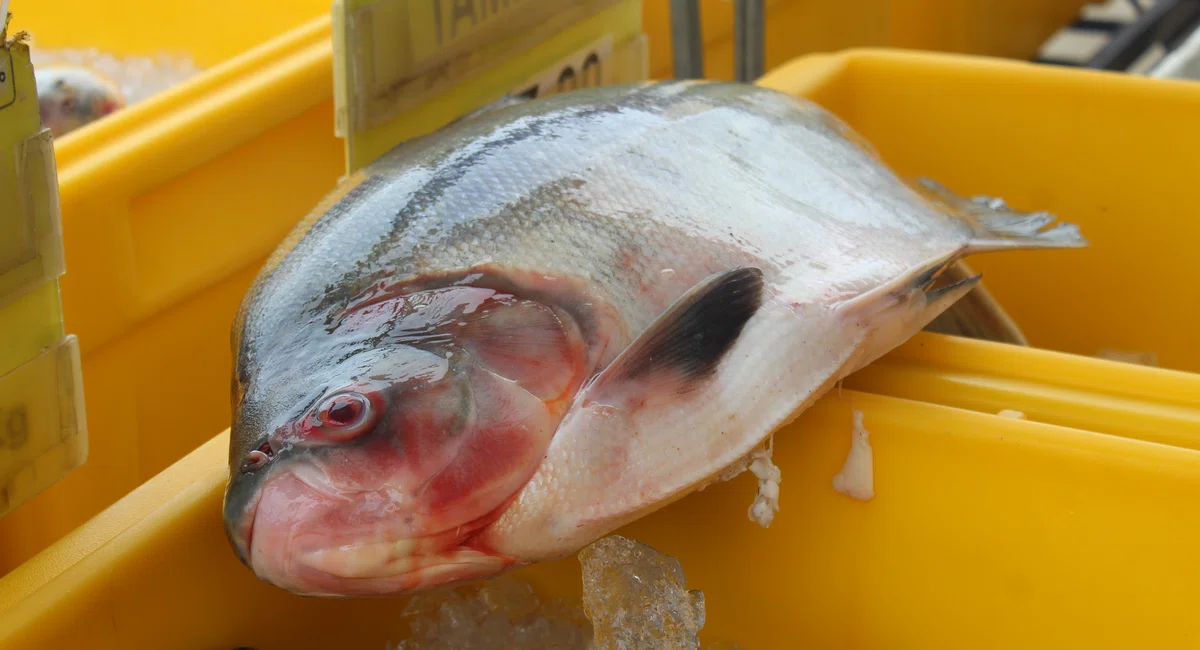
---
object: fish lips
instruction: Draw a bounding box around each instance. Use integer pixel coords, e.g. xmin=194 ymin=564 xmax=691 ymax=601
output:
xmin=222 ymin=438 xmax=282 ymax=568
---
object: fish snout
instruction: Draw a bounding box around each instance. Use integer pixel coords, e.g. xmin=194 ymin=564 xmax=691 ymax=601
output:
xmin=239 ymin=470 xmax=511 ymax=596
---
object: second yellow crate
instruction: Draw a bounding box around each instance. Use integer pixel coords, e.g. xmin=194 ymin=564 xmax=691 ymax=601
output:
xmin=1 ymin=47 xmax=1199 ymax=649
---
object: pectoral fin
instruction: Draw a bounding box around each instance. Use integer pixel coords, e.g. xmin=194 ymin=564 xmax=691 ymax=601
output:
xmin=581 ymin=266 xmax=766 ymax=409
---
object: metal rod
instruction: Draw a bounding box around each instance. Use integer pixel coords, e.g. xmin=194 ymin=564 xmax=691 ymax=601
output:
xmin=734 ymin=0 xmax=765 ymax=81
xmin=1087 ymin=0 xmax=1200 ymax=70
xmin=670 ymin=0 xmax=704 ymax=79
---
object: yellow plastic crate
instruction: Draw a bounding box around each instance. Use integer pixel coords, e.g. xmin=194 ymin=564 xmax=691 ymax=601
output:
xmin=0 ymin=0 xmax=1097 ymax=577
xmin=0 ymin=49 xmax=1197 ymax=649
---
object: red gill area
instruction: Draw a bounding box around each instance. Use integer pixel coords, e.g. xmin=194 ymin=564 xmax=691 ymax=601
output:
xmin=332 ymin=281 xmax=591 ymax=415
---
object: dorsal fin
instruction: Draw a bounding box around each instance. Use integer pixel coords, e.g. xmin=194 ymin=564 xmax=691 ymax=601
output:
xmin=582 ymin=267 xmax=766 ymax=408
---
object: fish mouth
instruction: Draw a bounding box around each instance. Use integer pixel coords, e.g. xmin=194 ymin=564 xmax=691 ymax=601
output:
xmin=232 ymin=469 xmax=516 ymax=597
xmin=284 ymin=543 xmax=512 ymax=598
xmin=223 ymin=467 xmax=267 ymax=569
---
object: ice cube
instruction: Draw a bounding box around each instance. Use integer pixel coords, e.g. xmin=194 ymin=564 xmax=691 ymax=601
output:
xmin=832 ymin=409 xmax=874 ymax=502
xmin=747 ymin=437 xmax=782 ymax=527
xmin=395 ymin=576 xmax=593 ymax=649
xmin=579 ymin=535 xmax=706 ymax=650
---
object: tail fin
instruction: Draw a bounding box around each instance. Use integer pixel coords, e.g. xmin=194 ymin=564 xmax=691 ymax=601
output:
xmin=912 ymin=178 xmax=1089 ymax=253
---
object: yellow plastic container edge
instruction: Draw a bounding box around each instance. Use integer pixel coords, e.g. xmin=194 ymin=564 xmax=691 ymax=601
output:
xmin=3 ymin=387 xmax=1199 ymax=647
xmin=44 ymin=16 xmax=334 ymax=361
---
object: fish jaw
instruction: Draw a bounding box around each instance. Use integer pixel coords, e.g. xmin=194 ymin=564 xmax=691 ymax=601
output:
xmin=237 ymin=470 xmax=517 ymax=597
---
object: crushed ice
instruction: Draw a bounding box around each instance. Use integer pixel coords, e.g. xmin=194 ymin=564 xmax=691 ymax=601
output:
xmin=29 ymin=43 xmax=201 ymax=105
xmin=746 ymin=437 xmax=781 ymax=527
xmin=395 ymin=535 xmax=738 ymax=649
xmin=392 ymin=576 xmax=592 ymax=650
xmin=26 ymin=39 xmax=201 ymax=136
xmin=832 ymin=409 xmax=875 ymax=501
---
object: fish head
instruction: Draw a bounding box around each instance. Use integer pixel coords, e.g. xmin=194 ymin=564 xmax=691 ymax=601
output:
xmin=224 ymin=285 xmax=589 ymax=597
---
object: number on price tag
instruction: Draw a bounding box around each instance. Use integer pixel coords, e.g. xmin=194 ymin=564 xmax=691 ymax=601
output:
xmin=512 ymin=34 xmax=614 ymax=101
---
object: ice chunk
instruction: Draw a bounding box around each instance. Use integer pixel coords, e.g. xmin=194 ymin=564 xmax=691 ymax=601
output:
xmin=746 ymin=437 xmax=781 ymax=527
xmin=832 ymin=409 xmax=874 ymax=501
xmin=393 ymin=537 xmax=736 ymax=649
xmin=1096 ymin=348 xmax=1158 ymax=367
xmin=579 ymin=535 xmax=706 ymax=650
xmin=394 ymin=576 xmax=593 ymax=650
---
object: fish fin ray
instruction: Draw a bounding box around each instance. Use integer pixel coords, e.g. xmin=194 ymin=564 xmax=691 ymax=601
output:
xmin=924 ymin=272 xmax=982 ymax=309
xmin=582 ymin=267 xmax=766 ymax=406
xmin=923 ymin=261 xmax=1028 ymax=345
xmin=912 ymin=177 xmax=1088 ymax=252
xmin=836 ymin=249 xmax=961 ymax=318
xmin=837 ymin=251 xmax=992 ymax=372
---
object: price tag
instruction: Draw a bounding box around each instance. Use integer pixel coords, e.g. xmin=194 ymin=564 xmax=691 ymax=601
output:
xmin=512 ymin=34 xmax=614 ymax=100
xmin=409 ymin=0 xmax=538 ymax=65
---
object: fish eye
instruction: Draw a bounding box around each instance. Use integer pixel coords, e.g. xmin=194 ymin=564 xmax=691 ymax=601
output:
xmin=316 ymin=392 xmax=372 ymax=431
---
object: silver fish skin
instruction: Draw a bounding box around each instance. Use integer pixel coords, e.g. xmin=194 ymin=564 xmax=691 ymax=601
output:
xmin=223 ymin=80 xmax=1085 ymax=598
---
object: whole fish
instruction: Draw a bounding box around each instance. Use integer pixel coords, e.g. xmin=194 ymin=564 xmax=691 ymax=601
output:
xmin=224 ymin=81 xmax=1085 ymax=597
xmin=35 ymin=65 xmax=125 ymax=137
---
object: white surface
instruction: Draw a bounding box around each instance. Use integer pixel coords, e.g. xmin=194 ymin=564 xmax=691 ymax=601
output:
xmin=1151 ymin=22 xmax=1200 ymax=78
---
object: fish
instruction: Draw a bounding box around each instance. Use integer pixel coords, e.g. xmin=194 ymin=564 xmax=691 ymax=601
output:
xmin=223 ymin=80 xmax=1086 ymax=598
xmin=34 ymin=65 xmax=125 ymax=137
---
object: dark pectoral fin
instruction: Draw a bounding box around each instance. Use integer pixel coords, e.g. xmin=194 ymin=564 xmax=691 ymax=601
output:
xmin=584 ymin=267 xmax=766 ymax=406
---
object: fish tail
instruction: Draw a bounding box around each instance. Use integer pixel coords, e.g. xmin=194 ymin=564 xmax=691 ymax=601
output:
xmin=912 ymin=178 xmax=1089 ymax=253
